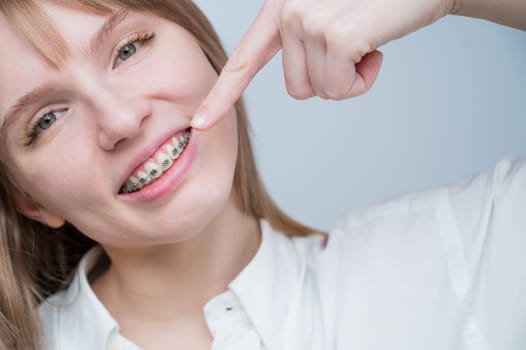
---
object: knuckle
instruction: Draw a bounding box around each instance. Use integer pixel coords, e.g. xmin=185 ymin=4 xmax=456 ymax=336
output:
xmin=303 ymin=12 xmax=327 ymax=39
xmin=225 ymin=51 xmax=252 ymax=77
xmin=352 ymin=88 xmax=367 ymax=98
xmin=352 ymin=36 xmax=374 ymax=61
xmin=325 ymin=74 xmax=354 ymax=100
xmin=325 ymin=89 xmax=346 ymax=100
xmin=335 ymin=92 xmax=354 ymax=100
xmin=318 ymin=92 xmax=331 ymax=100
xmin=280 ymin=0 xmax=303 ymax=27
xmin=311 ymin=83 xmax=329 ymax=100
xmin=326 ymin=23 xmax=373 ymax=62
xmin=325 ymin=23 xmax=349 ymax=49
xmin=287 ymin=84 xmax=314 ymax=100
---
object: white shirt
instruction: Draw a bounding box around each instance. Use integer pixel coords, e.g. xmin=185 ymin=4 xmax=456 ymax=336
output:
xmin=39 ymin=157 xmax=526 ymax=350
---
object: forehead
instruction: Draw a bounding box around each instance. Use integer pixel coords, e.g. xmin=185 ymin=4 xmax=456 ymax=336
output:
xmin=1 ymin=1 xmax=113 ymax=62
xmin=0 ymin=2 xmax=120 ymax=132
xmin=1 ymin=0 xmax=117 ymax=65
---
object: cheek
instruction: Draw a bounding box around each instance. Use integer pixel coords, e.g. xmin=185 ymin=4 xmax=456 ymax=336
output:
xmin=193 ymin=110 xmax=238 ymax=194
xmin=13 ymin=142 xmax=106 ymax=214
xmin=168 ymin=111 xmax=239 ymax=232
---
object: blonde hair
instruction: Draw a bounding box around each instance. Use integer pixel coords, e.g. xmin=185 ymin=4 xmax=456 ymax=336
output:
xmin=0 ymin=1 xmax=322 ymax=349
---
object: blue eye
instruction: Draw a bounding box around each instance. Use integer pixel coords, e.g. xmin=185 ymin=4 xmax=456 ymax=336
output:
xmin=113 ymin=31 xmax=154 ymax=68
xmin=23 ymin=110 xmax=65 ymax=146
xmin=38 ymin=112 xmax=58 ymax=130
xmin=117 ymin=42 xmax=139 ymax=61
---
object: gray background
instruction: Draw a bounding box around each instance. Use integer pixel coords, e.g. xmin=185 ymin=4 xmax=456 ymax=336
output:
xmin=195 ymin=1 xmax=526 ymax=231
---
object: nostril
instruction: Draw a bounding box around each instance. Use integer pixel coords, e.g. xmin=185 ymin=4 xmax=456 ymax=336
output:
xmin=112 ymin=137 xmax=127 ymax=150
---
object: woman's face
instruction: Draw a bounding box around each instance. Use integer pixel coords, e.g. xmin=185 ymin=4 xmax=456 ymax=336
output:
xmin=0 ymin=2 xmax=239 ymax=247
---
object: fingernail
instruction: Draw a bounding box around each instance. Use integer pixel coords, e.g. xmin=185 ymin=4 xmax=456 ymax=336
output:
xmin=191 ymin=107 xmax=209 ymax=129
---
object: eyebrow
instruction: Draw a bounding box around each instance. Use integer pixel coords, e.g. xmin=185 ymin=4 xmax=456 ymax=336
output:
xmin=89 ymin=8 xmax=130 ymax=56
xmin=1 ymin=9 xmax=131 ymax=136
xmin=1 ymin=83 xmax=58 ymax=137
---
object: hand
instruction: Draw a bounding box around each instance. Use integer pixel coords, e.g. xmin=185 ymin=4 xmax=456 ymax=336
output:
xmin=192 ymin=0 xmax=454 ymax=129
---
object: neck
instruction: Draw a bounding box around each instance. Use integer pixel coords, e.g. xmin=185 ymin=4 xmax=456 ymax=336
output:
xmin=92 ymin=196 xmax=261 ymax=324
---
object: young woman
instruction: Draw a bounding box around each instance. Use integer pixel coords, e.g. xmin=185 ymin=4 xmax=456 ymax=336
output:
xmin=0 ymin=1 xmax=523 ymax=350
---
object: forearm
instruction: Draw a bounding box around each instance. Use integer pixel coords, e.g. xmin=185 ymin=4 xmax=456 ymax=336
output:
xmin=451 ymin=0 xmax=526 ymax=30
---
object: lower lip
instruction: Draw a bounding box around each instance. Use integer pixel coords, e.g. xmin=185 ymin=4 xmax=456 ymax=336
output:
xmin=119 ymin=129 xmax=197 ymax=202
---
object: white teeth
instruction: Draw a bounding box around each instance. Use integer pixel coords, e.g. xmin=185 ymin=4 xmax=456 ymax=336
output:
xmin=157 ymin=152 xmax=173 ymax=170
xmin=121 ymin=129 xmax=191 ymax=194
xmin=172 ymin=136 xmax=181 ymax=149
xmin=173 ymin=147 xmax=181 ymax=160
xmin=137 ymin=171 xmax=152 ymax=185
xmin=129 ymin=176 xmax=143 ymax=190
xmin=177 ymin=137 xmax=186 ymax=149
xmin=145 ymin=162 xmax=163 ymax=179
xmin=166 ymin=144 xmax=180 ymax=160
xmin=123 ymin=183 xmax=136 ymax=193
xmin=173 ymin=135 xmax=186 ymax=149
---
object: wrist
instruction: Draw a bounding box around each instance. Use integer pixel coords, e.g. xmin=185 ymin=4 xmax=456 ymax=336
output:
xmin=447 ymin=0 xmax=526 ymax=30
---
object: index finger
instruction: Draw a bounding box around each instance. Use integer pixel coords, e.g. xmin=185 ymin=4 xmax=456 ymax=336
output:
xmin=191 ymin=3 xmax=283 ymax=130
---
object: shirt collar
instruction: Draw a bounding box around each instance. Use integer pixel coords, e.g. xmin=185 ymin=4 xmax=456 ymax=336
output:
xmin=44 ymin=246 xmax=119 ymax=349
xmin=46 ymin=220 xmax=317 ymax=349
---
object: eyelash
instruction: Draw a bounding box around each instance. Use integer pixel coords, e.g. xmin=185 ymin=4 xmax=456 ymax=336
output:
xmin=22 ymin=109 xmax=66 ymax=147
xmin=22 ymin=31 xmax=155 ymax=146
xmin=113 ymin=30 xmax=155 ymax=68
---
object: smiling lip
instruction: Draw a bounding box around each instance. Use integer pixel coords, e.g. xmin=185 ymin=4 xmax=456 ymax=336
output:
xmin=117 ymin=127 xmax=196 ymax=201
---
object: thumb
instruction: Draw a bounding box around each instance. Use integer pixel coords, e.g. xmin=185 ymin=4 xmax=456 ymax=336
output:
xmin=192 ymin=3 xmax=282 ymax=130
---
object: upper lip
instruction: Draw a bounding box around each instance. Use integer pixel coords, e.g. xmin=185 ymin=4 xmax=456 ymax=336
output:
xmin=116 ymin=125 xmax=190 ymax=193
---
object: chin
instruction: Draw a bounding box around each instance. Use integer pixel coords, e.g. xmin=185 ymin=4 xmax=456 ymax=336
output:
xmin=144 ymin=178 xmax=237 ymax=246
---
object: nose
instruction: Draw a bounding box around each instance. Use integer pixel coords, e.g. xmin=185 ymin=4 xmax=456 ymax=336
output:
xmin=92 ymin=85 xmax=151 ymax=151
